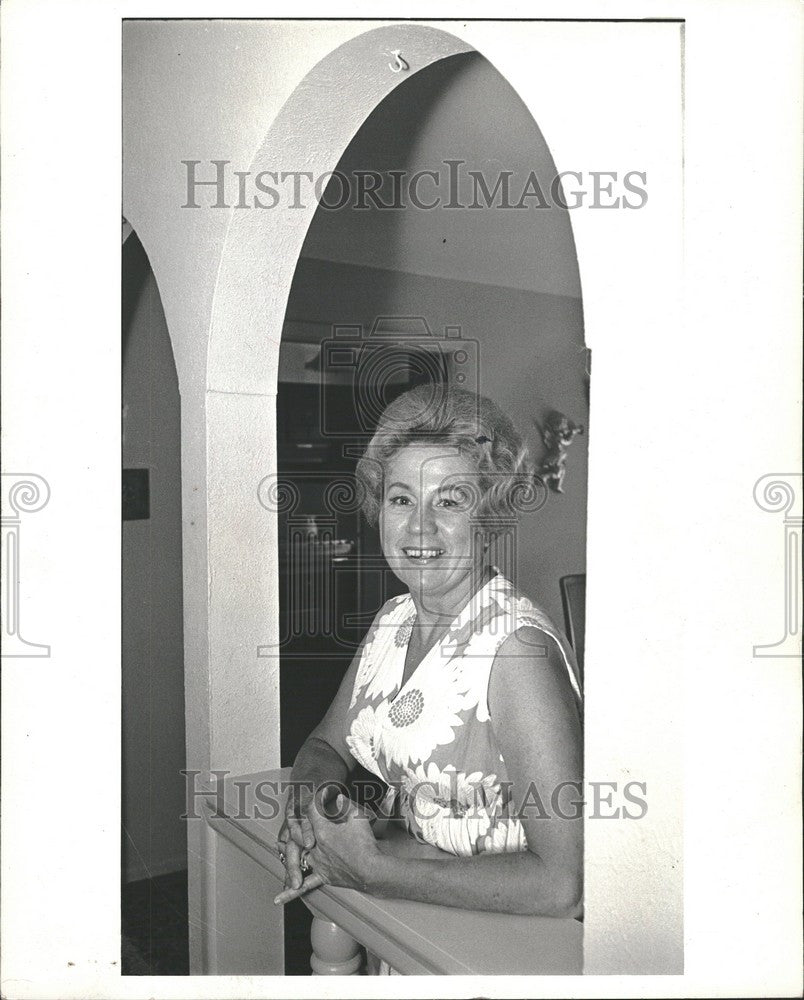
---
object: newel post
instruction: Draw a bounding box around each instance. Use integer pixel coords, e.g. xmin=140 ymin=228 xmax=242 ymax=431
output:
xmin=310 ymin=915 xmax=364 ymax=975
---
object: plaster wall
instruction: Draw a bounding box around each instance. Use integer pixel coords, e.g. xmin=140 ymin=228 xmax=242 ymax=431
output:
xmin=121 ymin=234 xmax=187 ymax=881
xmin=299 ymin=51 xmax=582 ymax=297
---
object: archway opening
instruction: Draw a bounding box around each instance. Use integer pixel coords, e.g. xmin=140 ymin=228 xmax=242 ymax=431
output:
xmin=275 ymin=48 xmax=587 ymax=974
xmin=121 ymin=225 xmax=188 ymax=973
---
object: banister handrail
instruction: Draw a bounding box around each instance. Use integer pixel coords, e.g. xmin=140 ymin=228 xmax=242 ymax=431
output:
xmin=202 ymin=768 xmax=582 ymax=975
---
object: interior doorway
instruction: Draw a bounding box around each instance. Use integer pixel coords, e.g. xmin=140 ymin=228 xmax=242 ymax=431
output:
xmin=121 ymin=226 xmax=188 ymax=973
xmin=275 ymin=49 xmax=586 ymax=974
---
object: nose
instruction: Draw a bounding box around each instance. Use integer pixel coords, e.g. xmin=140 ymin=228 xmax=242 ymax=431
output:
xmin=407 ymin=504 xmax=437 ymax=538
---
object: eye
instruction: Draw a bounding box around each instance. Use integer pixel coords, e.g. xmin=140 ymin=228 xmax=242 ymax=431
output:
xmin=387 ymin=494 xmax=412 ymax=506
xmin=436 ymin=486 xmax=472 ymax=510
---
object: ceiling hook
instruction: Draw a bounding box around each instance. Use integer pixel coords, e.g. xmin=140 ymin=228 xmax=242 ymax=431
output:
xmin=388 ymin=50 xmax=409 ymax=73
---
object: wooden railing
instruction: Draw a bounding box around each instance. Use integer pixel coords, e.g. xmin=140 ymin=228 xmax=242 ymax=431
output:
xmin=202 ymin=768 xmax=582 ymax=975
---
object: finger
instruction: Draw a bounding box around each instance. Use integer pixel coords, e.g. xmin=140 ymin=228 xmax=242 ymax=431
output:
xmin=285 ymin=813 xmax=302 ymax=833
xmin=283 ymin=864 xmax=298 ymax=891
xmin=287 ymin=821 xmax=308 ymax=849
xmin=310 ymin=783 xmax=337 ymax=818
xmin=305 ymin=798 xmax=325 ymax=836
xmin=285 ymin=811 xmax=315 ymax=852
xmin=284 ymin=838 xmax=304 ymax=890
xmin=273 ymin=872 xmax=325 ymax=906
xmin=300 ymin=814 xmax=316 ymax=850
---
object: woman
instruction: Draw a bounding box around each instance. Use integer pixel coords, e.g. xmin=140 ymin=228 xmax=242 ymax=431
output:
xmin=277 ymin=384 xmax=583 ymax=920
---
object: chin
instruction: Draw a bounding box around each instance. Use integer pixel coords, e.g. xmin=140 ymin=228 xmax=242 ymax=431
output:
xmin=394 ymin=566 xmax=446 ymax=587
xmin=395 ymin=561 xmax=470 ymax=591
xmin=390 ymin=562 xmax=443 ymax=587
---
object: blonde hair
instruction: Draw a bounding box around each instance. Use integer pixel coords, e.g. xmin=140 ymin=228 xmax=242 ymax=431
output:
xmin=355 ymin=384 xmax=534 ymax=528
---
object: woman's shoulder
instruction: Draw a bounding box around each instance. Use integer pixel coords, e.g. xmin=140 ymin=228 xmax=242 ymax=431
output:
xmin=376 ymin=591 xmax=412 ymax=623
xmin=487 ymin=575 xmax=582 ymax=702
xmin=360 ymin=591 xmax=413 ymax=649
xmin=483 ymin=574 xmax=560 ymax=635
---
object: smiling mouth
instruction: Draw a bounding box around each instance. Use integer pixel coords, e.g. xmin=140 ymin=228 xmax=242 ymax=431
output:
xmin=402 ymin=547 xmax=446 ymax=561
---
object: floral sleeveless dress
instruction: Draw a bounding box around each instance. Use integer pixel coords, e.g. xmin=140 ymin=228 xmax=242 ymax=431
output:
xmin=344 ymin=573 xmax=582 ymax=858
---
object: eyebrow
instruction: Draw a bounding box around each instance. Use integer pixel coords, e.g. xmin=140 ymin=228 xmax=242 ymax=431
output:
xmin=385 ymin=480 xmax=467 ymax=493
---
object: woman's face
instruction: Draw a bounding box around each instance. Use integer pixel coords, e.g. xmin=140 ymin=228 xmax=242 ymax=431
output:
xmin=379 ymin=444 xmax=486 ymax=611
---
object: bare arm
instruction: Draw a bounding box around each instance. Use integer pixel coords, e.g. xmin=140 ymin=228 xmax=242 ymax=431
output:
xmin=306 ymin=627 xmax=583 ymax=916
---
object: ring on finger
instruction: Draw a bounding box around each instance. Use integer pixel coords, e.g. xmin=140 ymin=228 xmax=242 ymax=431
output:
xmin=300 ymin=850 xmax=312 ymax=873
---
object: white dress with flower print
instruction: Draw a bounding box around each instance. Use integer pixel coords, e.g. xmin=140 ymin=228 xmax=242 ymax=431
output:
xmin=344 ymin=573 xmax=582 ymax=858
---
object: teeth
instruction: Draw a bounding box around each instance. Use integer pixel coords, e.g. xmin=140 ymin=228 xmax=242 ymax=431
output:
xmin=403 ymin=548 xmax=444 ymax=559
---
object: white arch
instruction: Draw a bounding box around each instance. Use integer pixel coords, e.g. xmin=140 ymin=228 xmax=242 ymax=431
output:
xmin=207 ymin=24 xmax=474 ymax=394
xmin=202 ymin=25 xmax=476 ymax=783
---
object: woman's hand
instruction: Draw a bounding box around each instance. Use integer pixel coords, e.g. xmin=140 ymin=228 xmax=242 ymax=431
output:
xmin=277 ymin=785 xmax=316 ymax=891
xmin=305 ymin=791 xmax=383 ymax=893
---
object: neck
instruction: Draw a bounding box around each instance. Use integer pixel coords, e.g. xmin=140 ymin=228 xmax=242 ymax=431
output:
xmin=408 ymin=564 xmax=494 ymax=632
